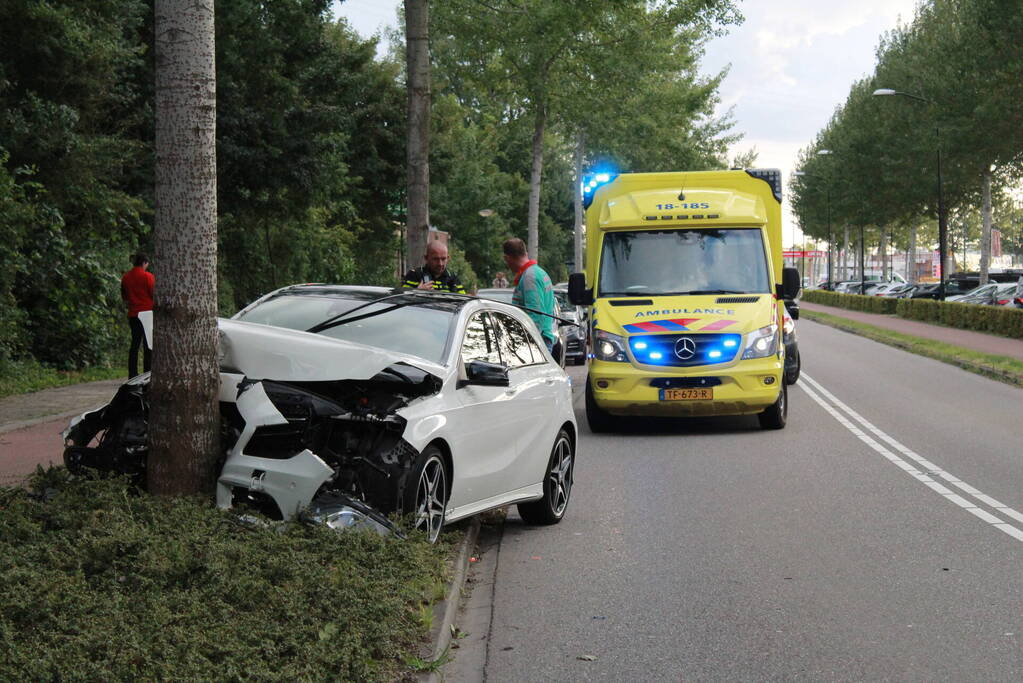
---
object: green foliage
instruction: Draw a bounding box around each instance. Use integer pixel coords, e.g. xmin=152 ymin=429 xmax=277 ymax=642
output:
xmin=802 ymin=290 xmax=898 ymax=314
xmin=803 ymin=290 xmax=1023 ymax=338
xmin=0 ymin=471 xmax=452 ymax=681
xmin=792 ymin=0 xmax=1023 ymax=258
xmin=0 ymin=358 xmax=122 ymax=399
xmin=0 ymin=1 xmax=148 ymax=368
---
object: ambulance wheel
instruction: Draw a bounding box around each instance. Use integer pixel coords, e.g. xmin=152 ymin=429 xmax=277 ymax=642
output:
xmin=758 ymin=383 xmax=787 ymax=430
xmin=585 ymin=377 xmax=618 ymax=433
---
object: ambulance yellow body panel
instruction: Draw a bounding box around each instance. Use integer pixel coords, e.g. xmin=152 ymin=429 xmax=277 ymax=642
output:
xmin=569 ymin=169 xmax=799 ymax=431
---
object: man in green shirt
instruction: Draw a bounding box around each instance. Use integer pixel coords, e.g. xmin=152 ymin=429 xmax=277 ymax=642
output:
xmin=502 ymin=238 xmax=560 ymax=359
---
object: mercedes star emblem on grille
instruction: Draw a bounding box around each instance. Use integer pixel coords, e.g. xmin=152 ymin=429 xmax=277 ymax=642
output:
xmin=674 ymin=337 xmax=696 ymax=360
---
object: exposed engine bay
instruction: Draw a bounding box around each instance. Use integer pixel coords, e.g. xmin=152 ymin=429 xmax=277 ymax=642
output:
xmin=63 ymin=362 xmax=442 ymax=528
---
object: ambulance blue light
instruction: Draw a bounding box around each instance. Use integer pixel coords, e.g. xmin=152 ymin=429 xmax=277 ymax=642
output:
xmin=581 ymin=168 xmax=619 ymax=208
xmin=723 ymin=339 xmax=737 ymax=348
xmin=634 ymin=342 xmax=648 ymax=350
xmin=649 ymin=352 xmax=663 ymax=360
xmin=708 ymin=350 xmax=722 ymax=359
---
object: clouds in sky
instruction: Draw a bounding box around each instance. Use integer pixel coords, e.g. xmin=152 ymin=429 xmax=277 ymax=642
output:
xmin=332 ymin=0 xmax=921 ymax=234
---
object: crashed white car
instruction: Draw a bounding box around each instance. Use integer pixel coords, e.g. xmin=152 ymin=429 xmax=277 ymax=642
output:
xmin=63 ymin=286 xmax=577 ymax=541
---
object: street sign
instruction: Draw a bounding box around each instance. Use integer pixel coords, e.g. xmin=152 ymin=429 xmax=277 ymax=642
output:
xmin=783 ymin=250 xmax=826 ymax=258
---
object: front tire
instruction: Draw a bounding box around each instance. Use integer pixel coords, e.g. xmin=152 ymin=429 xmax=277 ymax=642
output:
xmin=758 ymin=382 xmax=788 ymax=430
xmin=403 ymin=445 xmax=447 ymax=543
xmin=518 ymin=429 xmax=574 ymax=525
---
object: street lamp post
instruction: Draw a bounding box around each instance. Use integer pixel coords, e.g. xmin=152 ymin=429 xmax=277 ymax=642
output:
xmin=872 ymin=88 xmax=947 ymax=300
xmin=794 ymin=147 xmax=834 ymax=287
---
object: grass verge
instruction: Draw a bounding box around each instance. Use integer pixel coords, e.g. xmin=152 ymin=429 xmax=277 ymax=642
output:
xmin=0 ymin=468 xmax=455 ymax=682
xmin=803 ymin=310 xmax=1023 ymax=387
xmin=0 ymin=358 xmax=125 ymax=399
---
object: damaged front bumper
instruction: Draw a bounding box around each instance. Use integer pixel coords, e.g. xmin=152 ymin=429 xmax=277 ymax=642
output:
xmin=63 ymin=362 xmax=442 ymax=534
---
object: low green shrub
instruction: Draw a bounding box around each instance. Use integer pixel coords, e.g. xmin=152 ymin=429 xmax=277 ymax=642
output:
xmin=0 ymin=470 xmax=452 ymax=681
xmin=801 ymin=290 xmax=897 ymax=314
xmin=805 ymin=289 xmax=1023 ymax=339
xmin=0 ymin=357 xmax=123 ymax=398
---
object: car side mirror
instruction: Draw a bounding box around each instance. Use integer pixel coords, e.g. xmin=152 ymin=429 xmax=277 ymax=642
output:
xmin=781 ymin=267 xmax=801 ymax=299
xmin=457 ymin=360 xmax=510 ymax=388
xmin=568 ymin=272 xmax=592 ymax=306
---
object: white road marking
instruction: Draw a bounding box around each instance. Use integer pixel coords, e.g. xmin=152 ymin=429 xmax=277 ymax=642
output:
xmin=799 ymin=373 xmax=1023 ymax=544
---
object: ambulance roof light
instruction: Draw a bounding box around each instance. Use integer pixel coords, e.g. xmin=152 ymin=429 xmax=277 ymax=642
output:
xmin=745 ymin=168 xmax=783 ymax=203
xmin=581 ymin=169 xmax=619 ymax=208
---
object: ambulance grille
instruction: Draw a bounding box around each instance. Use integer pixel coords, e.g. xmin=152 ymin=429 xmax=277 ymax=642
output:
xmin=716 ymin=296 xmax=760 ymax=304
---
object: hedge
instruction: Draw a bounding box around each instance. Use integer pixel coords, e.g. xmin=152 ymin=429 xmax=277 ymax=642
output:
xmin=802 ymin=289 xmax=1023 ymax=339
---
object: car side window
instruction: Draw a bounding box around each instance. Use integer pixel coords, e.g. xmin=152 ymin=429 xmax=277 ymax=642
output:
xmin=461 ymin=312 xmax=502 ymax=365
xmin=492 ymin=312 xmax=539 ymax=368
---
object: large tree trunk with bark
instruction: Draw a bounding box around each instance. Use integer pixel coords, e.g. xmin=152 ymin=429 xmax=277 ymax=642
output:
xmin=405 ymin=0 xmax=430 ymax=270
xmin=573 ymin=133 xmax=584 ymax=272
xmin=527 ymin=104 xmax=546 ymax=260
xmin=980 ymin=168 xmax=992 ymax=285
xmin=149 ymin=0 xmax=220 ymax=496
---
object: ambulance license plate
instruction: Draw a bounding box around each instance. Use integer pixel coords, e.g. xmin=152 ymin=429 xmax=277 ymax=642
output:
xmin=659 ymin=388 xmax=713 ymax=401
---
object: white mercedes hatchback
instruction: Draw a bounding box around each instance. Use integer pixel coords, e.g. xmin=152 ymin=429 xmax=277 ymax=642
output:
xmin=63 ymin=286 xmax=577 ymax=542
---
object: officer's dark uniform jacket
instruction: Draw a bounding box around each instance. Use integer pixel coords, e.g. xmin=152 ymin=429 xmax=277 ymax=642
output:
xmin=401 ymin=267 xmax=467 ymax=294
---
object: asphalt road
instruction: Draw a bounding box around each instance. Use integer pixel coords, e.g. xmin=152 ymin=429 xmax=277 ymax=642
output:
xmin=453 ymin=319 xmax=1023 ymax=682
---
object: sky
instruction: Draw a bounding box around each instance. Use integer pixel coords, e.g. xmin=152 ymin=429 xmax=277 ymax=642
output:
xmin=330 ymin=0 xmax=921 ymax=241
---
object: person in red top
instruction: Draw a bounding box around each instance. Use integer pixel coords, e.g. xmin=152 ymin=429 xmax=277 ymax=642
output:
xmin=121 ymin=253 xmax=155 ymax=377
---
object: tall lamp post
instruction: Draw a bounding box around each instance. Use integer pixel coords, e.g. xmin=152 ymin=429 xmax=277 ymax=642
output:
xmin=794 ymin=147 xmax=834 ymax=287
xmin=872 ymin=88 xmax=947 ymax=300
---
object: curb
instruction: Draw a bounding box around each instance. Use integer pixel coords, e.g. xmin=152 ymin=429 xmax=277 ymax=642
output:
xmin=419 ymin=516 xmax=481 ymax=682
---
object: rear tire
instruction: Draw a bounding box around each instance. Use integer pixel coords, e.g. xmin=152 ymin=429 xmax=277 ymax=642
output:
xmin=758 ymin=383 xmax=787 ymax=430
xmin=585 ymin=377 xmax=617 ymax=433
xmin=518 ymin=429 xmax=574 ymax=525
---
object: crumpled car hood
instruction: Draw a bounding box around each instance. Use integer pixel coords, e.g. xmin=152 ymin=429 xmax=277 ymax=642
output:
xmin=137 ymin=310 xmax=445 ymax=384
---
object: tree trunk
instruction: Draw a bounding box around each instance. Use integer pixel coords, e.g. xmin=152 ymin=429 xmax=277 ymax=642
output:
xmin=405 ymin=0 xmax=430 ymax=269
xmin=149 ymin=0 xmax=220 ymax=496
xmin=880 ymin=230 xmax=888 ymax=280
xmin=842 ymin=225 xmax=849 ymax=279
xmin=980 ymin=168 xmax=992 ymax=285
xmin=573 ymin=133 xmax=584 ymax=272
xmin=908 ymin=225 xmax=917 ymax=283
xmin=527 ymin=103 xmax=546 ymax=260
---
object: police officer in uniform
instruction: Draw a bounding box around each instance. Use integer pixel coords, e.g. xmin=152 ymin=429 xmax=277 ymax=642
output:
xmin=402 ymin=241 xmax=467 ymax=293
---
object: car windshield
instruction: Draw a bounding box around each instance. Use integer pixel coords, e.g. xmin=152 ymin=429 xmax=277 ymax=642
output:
xmin=598 ymin=228 xmax=771 ymax=296
xmin=234 ymin=294 xmax=456 ymax=364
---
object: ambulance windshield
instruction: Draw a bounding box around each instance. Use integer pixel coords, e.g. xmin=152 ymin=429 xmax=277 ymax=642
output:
xmin=598 ymin=229 xmax=771 ymax=297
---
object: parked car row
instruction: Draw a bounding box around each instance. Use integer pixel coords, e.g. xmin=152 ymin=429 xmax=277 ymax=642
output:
xmin=822 ymin=279 xmax=1020 ymax=305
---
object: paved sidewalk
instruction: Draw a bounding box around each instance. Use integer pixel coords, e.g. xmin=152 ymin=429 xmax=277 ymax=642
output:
xmin=801 ymin=302 xmax=1023 ymax=362
xmin=0 ymin=379 xmax=123 ymax=485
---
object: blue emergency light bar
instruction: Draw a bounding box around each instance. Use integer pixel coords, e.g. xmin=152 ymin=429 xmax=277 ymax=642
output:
xmin=581 ymin=170 xmax=619 ymax=209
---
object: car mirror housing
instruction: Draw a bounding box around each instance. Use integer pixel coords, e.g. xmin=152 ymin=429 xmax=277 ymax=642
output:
xmin=781 ymin=267 xmax=801 ymax=300
xmin=458 ymin=360 xmax=510 ymax=388
xmin=568 ymin=273 xmax=593 ymax=306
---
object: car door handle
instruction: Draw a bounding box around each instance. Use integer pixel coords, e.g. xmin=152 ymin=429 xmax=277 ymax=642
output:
xmin=544 ymin=378 xmax=555 ymax=385
xmin=505 ymin=388 xmax=518 ymax=396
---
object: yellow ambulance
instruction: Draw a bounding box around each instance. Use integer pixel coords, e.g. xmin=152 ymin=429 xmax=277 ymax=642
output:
xmin=567 ymin=169 xmax=801 ymax=432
